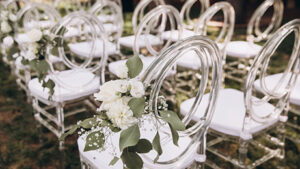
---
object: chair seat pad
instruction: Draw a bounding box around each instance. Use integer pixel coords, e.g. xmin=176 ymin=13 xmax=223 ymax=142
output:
xmin=161 ymin=30 xmax=195 ymax=41
xmin=68 ymin=39 xmax=117 ymax=58
xmin=254 ymin=73 xmax=300 ymax=106
xmin=226 ymin=41 xmax=263 ymax=59
xmin=28 ymin=69 xmax=99 ymax=102
xmin=108 ymin=56 xmax=176 ymax=78
xmin=180 ymin=89 xmax=278 ymax=138
xmin=119 ymin=34 xmax=163 ymax=49
xmin=77 ymin=120 xmax=196 ymax=169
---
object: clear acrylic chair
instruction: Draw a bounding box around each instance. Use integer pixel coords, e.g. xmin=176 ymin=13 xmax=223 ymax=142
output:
xmin=180 ymin=19 xmax=300 ymax=168
xmin=28 ymin=11 xmax=108 ymax=150
xmin=175 ymin=2 xmax=235 ymax=97
xmin=119 ymin=0 xmax=165 ymax=50
xmin=161 ymin=0 xmax=210 ymax=41
xmin=77 ymin=35 xmax=222 ymax=169
xmin=13 ymin=2 xmax=61 ymax=102
xmin=225 ymin=0 xmax=284 ymax=85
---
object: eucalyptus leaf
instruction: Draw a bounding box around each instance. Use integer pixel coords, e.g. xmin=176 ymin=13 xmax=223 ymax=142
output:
xmin=84 ymin=131 xmax=105 ymax=152
xmin=159 ymin=110 xmax=185 ymax=131
xmin=128 ymin=98 xmax=145 ymax=118
xmin=169 ymin=124 xmax=179 ymax=146
xmin=126 ymin=55 xmax=143 ymax=78
xmin=80 ymin=117 xmax=97 ymax=129
xmin=109 ymin=156 xmax=119 ymax=166
xmin=42 ymin=79 xmax=55 ymax=96
xmin=59 ymin=124 xmax=79 ymax=141
xmin=121 ymin=151 xmax=143 ymax=169
xmin=152 ymin=132 xmax=162 ymax=163
xmin=7 ymin=45 xmax=19 ymax=61
xmin=119 ymin=124 xmax=140 ymax=151
xmin=128 ymin=139 xmax=152 ymax=154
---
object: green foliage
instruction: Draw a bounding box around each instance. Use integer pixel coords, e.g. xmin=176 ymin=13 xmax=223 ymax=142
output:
xmin=121 ymin=151 xmax=143 ymax=169
xmin=84 ymin=131 xmax=105 ymax=152
xmin=128 ymin=98 xmax=146 ymax=118
xmin=109 ymin=156 xmax=119 ymax=166
xmin=119 ymin=124 xmax=140 ymax=151
xmin=126 ymin=55 xmax=143 ymax=78
xmin=152 ymin=132 xmax=162 ymax=163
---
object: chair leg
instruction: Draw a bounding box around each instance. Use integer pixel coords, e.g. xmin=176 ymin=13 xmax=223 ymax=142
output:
xmin=56 ymin=104 xmax=65 ymax=151
xmin=238 ymin=139 xmax=249 ymax=169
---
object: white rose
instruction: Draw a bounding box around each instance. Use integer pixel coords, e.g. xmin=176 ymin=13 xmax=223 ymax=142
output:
xmin=115 ymin=63 xmax=128 ymax=79
xmin=8 ymin=14 xmax=17 ymax=22
xmin=23 ymin=43 xmax=38 ymax=61
xmin=106 ymin=98 xmax=138 ymax=129
xmin=24 ymin=50 xmax=36 ymax=61
xmin=130 ymin=80 xmax=145 ymax=98
xmin=26 ymin=28 xmax=43 ymax=42
xmin=1 ymin=21 xmax=12 ymax=33
xmin=114 ymin=80 xmax=129 ymax=93
xmin=2 ymin=36 xmax=14 ymax=48
xmin=94 ymin=81 xmax=121 ymax=102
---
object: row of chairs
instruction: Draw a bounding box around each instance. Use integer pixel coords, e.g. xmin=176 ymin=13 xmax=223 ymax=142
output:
xmin=0 ymin=0 xmax=299 ymax=168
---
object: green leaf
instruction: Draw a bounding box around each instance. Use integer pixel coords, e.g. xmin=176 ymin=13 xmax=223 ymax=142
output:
xmin=128 ymin=98 xmax=145 ymax=118
xmin=128 ymin=139 xmax=152 ymax=154
xmin=42 ymin=79 xmax=55 ymax=97
xmin=109 ymin=156 xmax=119 ymax=166
xmin=80 ymin=117 xmax=97 ymax=129
xmin=152 ymin=132 xmax=162 ymax=163
xmin=84 ymin=131 xmax=105 ymax=152
xmin=169 ymin=124 xmax=179 ymax=146
xmin=7 ymin=45 xmax=19 ymax=61
xmin=59 ymin=124 xmax=79 ymax=141
xmin=121 ymin=151 xmax=143 ymax=169
xmin=159 ymin=110 xmax=185 ymax=131
xmin=101 ymin=119 xmax=121 ymax=132
xmin=50 ymin=47 xmax=59 ymax=56
xmin=126 ymin=55 xmax=143 ymax=78
xmin=119 ymin=124 xmax=140 ymax=151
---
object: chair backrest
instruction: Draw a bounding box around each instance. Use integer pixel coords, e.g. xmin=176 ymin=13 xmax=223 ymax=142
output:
xmin=195 ymin=2 xmax=235 ymax=61
xmin=48 ymin=11 xmax=108 ymax=87
xmin=244 ymin=19 xmax=300 ymax=126
xmin=180 ymin=0 xmax=209 ymax=30
xmin=16 ymin=2 xmax=60 ymax=31
xmin=132 ymin=0 xmax=165 ymax=33
xmin=247 ymin=0 xmax=284 ymax=43
xmin=3 ymin=0 xmax=28 ymax=16
xmin=89 ymin=0 xmax=123 ymax=43
xmin=133 ymin=5 xmax=182 ymax=56
xmin=54 ymin=0 xmax=95 ymax=15
xmin=140 ymin=35 xmax=222 ymax=168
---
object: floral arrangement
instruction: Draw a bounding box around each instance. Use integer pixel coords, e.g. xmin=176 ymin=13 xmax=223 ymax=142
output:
xmin=61 ymin=55 xmax=186 ymax=169
xmin=0 ymin=9 xmax=20 ymax=61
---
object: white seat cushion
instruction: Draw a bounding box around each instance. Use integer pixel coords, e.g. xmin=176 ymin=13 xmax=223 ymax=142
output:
xmin=28 ymin=69 xmax=99 ymax=102
xmin=254 ymin=73 xmax=300 ymax=106
xmin=108 ymin=56 xmax=176 ymax=78
xmin=119 ymin=34 xmax=163 ymax=49
xmin=77 ymin=120 xmax=197 ymax=169
xmin=226 ymin=41 xmax=263 ymax=59
xmin=180 ymin=88 xmax=278 ymax=138
xmin=161 ymin=30 xmax=195 ymax=41
xmin=68 ymin=39 xmax=117 ymax=58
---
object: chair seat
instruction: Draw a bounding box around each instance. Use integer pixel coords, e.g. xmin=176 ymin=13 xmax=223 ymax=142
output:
xmin=226 ymin=41 xmax=263 ymax=59
xmin=77 ymin=120 xmax=197 ymax=169
xmin=254 ymin=73 xmax=300 ymax=106
xmin=180 ymin=89 xmax=278 ymax=138
xmin=68 ymin=39 xmax=117 ymax=58
xmin=25 ymin=20 xmax=54 ymax=30
xmin=28 ymin=69 xmax=99 ymax=102
xmin=161 ymin=30 xmax=195 ymax=41
xmin=119 ymin=34 xmax=163 ymax=49
xmin=108 ymin=56 xmax=176 ymax=78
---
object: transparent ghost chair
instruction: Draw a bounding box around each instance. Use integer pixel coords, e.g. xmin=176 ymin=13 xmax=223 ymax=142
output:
xmin=53 ymin=0 xmax=95 ymax=15
xmin=77 ymin=35 xmax=222 ymax=169
xmin=119 ymin=0 xmax=165 ymax=50
xmin=161 ymin=0 xmax=210 ymax=42
xmin=28 ymin=11 xmax=108 ymax=150
xmin=175 ymin=2 xmax=235 ymax=97
xmin=225 ymin=0 xmax=284 ymax=85
xmin=66 ymin=0 xmax=123 ymax=64
xmin=181 ymin=19 xmax=300 ymax=168
xmin=10 ymin=2 xmax=61 ymax=102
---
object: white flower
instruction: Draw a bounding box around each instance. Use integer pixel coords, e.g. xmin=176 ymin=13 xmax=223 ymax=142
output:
xmin=94 ymin=81 xmax=121 ymax=102
xmin=1 ymin=21 xmax=12 ymax=33
xmin=2 ymin=36 xmax=14 ymax=48
xmin=115 ymin=63 xmax=128 ymax=79
xmin=26 ymin=28 xmax=43 ymax=42
xmin=22 ymin=43 xmax=38 ymax=61
xmin=105 ymin=97 xmax=138 ymax=129
xmin=114 ymin=80 xmax=129 ymax=93
xmin=130 ymin=80 xmax=145 ymax=98
xmin=0 ymin=11 xmax=8 ymax=20
xmin=8 ymin=14 xmax=17 ymax=22
xmin=12 ymin=53 xmax=19 ymax=58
